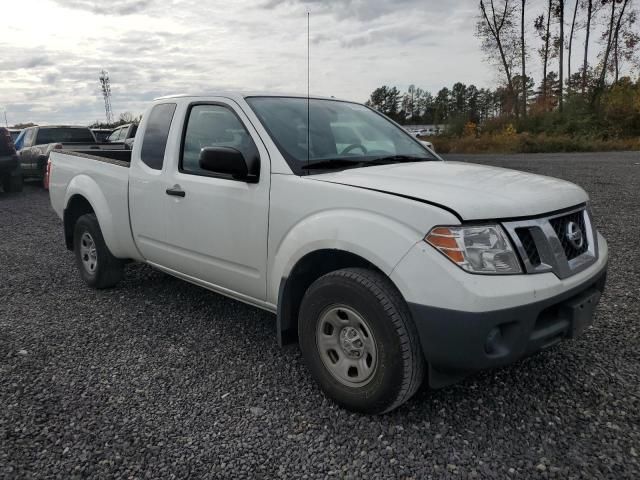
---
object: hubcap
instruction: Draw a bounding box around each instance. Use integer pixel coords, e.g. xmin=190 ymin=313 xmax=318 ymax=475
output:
xmin=79 ymin=232 xmax=98 ymax=274
xmin=316 ymin=306 xmax=378 ymax=387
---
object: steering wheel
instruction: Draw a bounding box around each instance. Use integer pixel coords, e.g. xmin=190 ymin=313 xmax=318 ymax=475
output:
xmin=340 ymin=143 xmax=368 ymax=155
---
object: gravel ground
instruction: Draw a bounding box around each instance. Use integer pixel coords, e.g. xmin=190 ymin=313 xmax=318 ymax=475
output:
xmin=1 ymin=151 xmax=639 ymax=479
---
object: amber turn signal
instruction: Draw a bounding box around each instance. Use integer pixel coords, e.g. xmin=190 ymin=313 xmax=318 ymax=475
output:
xmin=425 ymin=227 xmax=465 ymax=264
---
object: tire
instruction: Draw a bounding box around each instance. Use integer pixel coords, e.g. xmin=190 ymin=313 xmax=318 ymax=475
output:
xmin=299 ymin=268 xmax=425 ymax=414
xmin=73 ymin=213 xmax=124 ymax=289
xmin=1 ymin=172 xmax=23 ymax=193
xmin=39 ymin=158 xmax=47 ymax=188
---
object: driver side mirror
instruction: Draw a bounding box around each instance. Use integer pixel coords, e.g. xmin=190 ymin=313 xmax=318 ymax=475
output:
xmin=199 ymin=147 xmax=258 ymax=183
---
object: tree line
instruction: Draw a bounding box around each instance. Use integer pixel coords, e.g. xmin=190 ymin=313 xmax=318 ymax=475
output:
xmin=89 ymin=111 xmax=141 ymax=129
xmin=478 ymin=0 xmax=637 ymax=115
xmin=365 ymin=83 xmax=523 ymax=125
xmin=366 ymin=0 xmax=639 ymax=137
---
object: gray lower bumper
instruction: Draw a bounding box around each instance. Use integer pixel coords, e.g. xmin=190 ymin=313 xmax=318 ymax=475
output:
xmin=408 ymin=264 xmax=608 ymax=388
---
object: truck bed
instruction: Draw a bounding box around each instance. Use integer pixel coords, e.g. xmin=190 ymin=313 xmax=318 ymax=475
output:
xmin=54 ymin=149 xmax=132 ymax=166
xmin=49 ymin=149 xmax=141 ymax=261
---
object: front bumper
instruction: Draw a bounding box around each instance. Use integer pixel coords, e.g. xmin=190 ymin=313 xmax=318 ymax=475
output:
xmin=408 ymin=263 xmax=607 ymax=388
xmin=390 ymin=229 xmax=609 ymax=388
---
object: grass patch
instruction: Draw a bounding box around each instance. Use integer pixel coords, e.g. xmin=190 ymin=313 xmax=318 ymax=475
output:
xmin=430 ymin=133 xmax=640 ymax=154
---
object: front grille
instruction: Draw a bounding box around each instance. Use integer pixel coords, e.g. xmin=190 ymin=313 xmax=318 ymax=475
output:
xmin=502 ymin=206 xmax=597 ymax=279
xmin=515 ymin=227 xmax=541 ymax=267
xmin=549 ymin=211 xmax=589 ymax=260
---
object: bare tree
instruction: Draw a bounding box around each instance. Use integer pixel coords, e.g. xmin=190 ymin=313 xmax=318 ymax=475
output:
xmin=616 ymin=5 xmax=639 ymax=75
xmin=534 ymin=1 xmax=553 ymax=104
xmin=567 ymin=0 xmax=580 ymax=95
xmin=521 ymin=0 xmax=527 ymax=117
xmin=598 ymin=0 xmax=630 ymax=90
xmin=612 ymin=0 xmax=635 ymax=81
xmin=478 ymin=0 xmax=520 ymax=116
xmin=599 ymin=0 xmax=617 ymax=90
xmin=557 ymin=0 xmax=565 ymax=112
xmin=582 ymin=0 xmax=593 ymax=94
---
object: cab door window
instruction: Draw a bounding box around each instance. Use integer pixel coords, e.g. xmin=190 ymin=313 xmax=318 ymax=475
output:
xmin=180 ymin=104 xmax=259 ymax=177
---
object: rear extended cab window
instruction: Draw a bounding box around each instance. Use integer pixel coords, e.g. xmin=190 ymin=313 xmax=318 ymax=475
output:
xmin=140 ymin=104 xmax=177 ymax=170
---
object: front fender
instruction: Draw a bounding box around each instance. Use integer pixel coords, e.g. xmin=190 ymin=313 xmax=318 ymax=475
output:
xmin=267 ymin=208 xmax=423 ymax=304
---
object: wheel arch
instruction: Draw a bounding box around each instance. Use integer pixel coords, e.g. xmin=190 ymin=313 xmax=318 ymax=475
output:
xmin=276 ymin=249 xmax=399 ymax=346
xmin=63 ymin=194 xmax=95 ymax=250
xmin=61 ymin=174 xmax=137 ymax=259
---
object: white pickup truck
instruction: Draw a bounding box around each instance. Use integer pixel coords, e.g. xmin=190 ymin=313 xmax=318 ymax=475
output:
xmin=49 ymin=93 xmax=608 ymax=414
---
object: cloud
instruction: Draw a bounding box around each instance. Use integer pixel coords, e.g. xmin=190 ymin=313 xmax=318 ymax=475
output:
xmin=262 ymin=0 xmax=424 ymax=21
xmin=52 ymin=0 xmax=152 ymax=15
xmin=338 ymin=23 xmax=440 ymax=49
xmin=0 ymin=0 xmax=515 ymax=125
xmin=0 ymin=55 xmax=54 ymax=71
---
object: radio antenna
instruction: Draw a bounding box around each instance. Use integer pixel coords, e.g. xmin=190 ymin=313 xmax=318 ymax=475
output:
xmin=307 ymin=11 xmax=310 ymax=167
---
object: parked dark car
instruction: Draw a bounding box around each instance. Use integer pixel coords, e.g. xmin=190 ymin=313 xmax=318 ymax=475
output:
xmin=106 ymin=123 xmax=138 ymax=150
xmin=9 ymin=129 xmax=22 ymax=142
xmin=91 ymin=129 xmax=113 ymax=142
xmin=0 ymin=127 xmax=23 ymax=192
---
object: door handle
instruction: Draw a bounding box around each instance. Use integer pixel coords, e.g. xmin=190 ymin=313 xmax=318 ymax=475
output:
xmin=166 ymin=185 xmax=186 ymax=197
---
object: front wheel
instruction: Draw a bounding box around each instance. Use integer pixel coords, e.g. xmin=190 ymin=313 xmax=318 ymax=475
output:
xmin=73 ymin=214 xmax=124 ymax=289
xmin=299 ymin=268 xmax=425 ymax=414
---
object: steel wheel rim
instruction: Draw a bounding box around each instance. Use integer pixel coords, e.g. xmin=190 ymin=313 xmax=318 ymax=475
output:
xmin=79 ymin=232 xmax=97 ymax=274
xmin=316 ymin=305 xmax=378 ymax=387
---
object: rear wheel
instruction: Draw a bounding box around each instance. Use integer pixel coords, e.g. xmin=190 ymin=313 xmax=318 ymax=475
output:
xmin=73 ymin=214 xmax=124 ymax=289
xmin=2 ymin=172 xmax=23 ymax=193
xmin=299 ymin=268 xmax=425 ymax=414
xmin=39 ymin=159 xmax=47 ymax=188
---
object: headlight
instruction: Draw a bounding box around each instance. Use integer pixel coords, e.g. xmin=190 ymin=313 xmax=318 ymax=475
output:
xmin=425 ymin=225 xmax=522 ymax=274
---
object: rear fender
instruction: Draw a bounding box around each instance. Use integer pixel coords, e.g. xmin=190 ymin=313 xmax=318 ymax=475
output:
xmin=63 ymin=175 xmax=126 ymax=258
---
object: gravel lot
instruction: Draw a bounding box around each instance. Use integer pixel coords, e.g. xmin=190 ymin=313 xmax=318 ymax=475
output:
xmin=1 ymin=151 xmax=639 ymax=479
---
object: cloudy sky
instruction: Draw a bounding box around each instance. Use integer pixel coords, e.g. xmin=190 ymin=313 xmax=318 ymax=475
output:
xmin=0 ymin=0 xmax=621 ymax=125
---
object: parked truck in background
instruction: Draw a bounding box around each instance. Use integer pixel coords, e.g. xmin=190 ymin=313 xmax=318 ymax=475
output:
xmin=48 ymin=93 xmax=608 ymax=414
xmin=16 ymin=126 xmax=123 ymax=184
xmin=0 ymin=127 xmax=23 ymax=192
xmin=91 ymin=129 xmax=113 ymax=142
xmin=9 ymin=129 xmax=22 ymax=142
xmin=105 ymin=123 xmax=138 ymax=150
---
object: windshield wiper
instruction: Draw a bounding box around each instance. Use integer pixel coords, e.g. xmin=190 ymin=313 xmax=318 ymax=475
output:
xmin=368 ymin=155 xmax=430 ymax=164
xmin=303 ymin=155 xmax=431 ymax=171
xmin=303 ymin=158 xmax=367 ymax=170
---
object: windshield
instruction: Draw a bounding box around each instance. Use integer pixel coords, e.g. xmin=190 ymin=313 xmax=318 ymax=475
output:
xmin=246 ymin=97 xmax=439 ymax=174
xmin=35 ymin=128 xmax=96 ymax=144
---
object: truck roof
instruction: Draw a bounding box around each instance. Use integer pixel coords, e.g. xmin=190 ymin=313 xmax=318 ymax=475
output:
xmin=29 ymin=125 xmax=91 ymax=129
xmin=154 ymin=91 xmax=347 ymax=102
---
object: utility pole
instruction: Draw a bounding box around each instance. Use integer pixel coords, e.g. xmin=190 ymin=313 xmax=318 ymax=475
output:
xmin=99 ymin=70 xmax=114 ymax=125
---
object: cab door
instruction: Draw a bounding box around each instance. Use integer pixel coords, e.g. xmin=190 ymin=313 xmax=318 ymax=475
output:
xmin=128 ymin=102 xmax=178 ymax=264
xmin=159 ymin=100 xmax=270 ymax=301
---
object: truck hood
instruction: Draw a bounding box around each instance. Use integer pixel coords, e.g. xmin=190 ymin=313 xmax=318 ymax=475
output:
xmin=309 ymin=161 xmax=588 ymax=221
